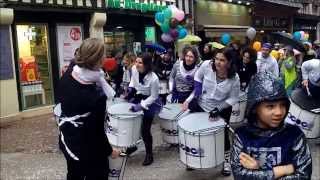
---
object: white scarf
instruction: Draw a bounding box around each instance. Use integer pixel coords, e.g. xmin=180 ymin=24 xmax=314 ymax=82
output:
xmin=72 ymin=65 xmax=115 ymax=99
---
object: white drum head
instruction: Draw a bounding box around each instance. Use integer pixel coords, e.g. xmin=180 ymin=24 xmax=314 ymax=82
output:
xmin=159 ymin=103 xmax=182 ymax=120
xmin=53 ymin=103 xmax=62 ymax=117
xmin=108 ymin=103 xmax=142 ymax=118
xmin=178 ymin=112 xmax=226 ymax=134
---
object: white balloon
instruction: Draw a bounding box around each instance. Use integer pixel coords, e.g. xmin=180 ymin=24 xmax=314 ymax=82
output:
xmin=246 ymin=27 xmax=256 ymax=40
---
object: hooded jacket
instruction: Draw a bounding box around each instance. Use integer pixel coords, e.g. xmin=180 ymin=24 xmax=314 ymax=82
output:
xmin=231 ymin=72 xmax=312 ymax=180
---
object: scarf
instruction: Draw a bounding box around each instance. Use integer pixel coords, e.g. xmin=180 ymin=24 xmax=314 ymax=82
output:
xmin=72 ymin=65 xmax=115 ymax=99
xmin=183 ymin=60 xmax=196 ymax=71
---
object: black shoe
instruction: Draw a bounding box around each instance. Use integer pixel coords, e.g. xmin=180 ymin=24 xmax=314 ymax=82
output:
xmin=142 ymin=154 xmax=153 ymax=166
xmin=126 ymin=146 xmax=138 ymax=156
xmin=186 ymin=167 xmax=195 ymax=171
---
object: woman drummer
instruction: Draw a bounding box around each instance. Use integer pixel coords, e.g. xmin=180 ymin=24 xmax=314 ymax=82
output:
xmin=169 ymin=45 xmax=200 ymax=110
xmin=188 ymin=48 xmax=240 ymax=176
xmin=125 ymin=52 xmax=161 ymax=166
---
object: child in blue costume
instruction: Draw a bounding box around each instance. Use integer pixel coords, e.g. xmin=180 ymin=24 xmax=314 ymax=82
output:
xmin=231 ymin=72 xmax=312 ymax=179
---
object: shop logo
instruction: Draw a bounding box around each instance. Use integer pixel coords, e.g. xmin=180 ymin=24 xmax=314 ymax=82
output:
xmin=109 ymin=168 xmax=121 ymax=177
xmin=180 ymin=143 xmax=204 ymax=157
xmin=161 ymin=128 xmax=178 ymax=136
xmin=287 ymin=112 xmax=313 ymax=131
xmin=70 ymin=28 xmax=81 ymax=41
xmin=106 ymin=125 xmax=118 ymax=135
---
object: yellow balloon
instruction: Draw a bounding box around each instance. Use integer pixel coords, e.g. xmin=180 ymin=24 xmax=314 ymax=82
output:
xmin=270 ymin=50 xmax=280 ymax=60
xmin=253 ymin=41 xmax=261 ymax=52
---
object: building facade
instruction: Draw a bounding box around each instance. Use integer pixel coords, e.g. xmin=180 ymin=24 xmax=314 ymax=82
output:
xmin=0 ymin=0 xmax=186 ymax=120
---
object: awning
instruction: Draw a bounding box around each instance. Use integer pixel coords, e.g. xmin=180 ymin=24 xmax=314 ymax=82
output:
xmin=261 ymin=0 xmax=302 ymax=8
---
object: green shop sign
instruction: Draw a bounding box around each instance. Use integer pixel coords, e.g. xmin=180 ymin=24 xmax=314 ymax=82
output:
xmin=107 ymin=0 xmax=167 ymax=12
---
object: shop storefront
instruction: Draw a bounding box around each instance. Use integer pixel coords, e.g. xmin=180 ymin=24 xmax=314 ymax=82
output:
xmin=293 ymin=15 xmax=319 ymax=43
xmin=195 ymin=1 xmax=252 ymax=45
xmin=252 ymin=1 xmax=299 ymax=42
xmin=0 ymin=0 xmax=105 ymax=119
xmin=104 ymin=0 xmax=170 ymax=56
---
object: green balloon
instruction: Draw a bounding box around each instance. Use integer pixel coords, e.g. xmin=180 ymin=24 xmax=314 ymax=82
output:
xmin=161 ymin=22 xmax=170 ymax=33
xmin=163 ymin=8 xmax=172 ymax=19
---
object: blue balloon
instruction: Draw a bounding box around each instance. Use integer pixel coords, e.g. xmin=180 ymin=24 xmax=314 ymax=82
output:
xmin=178 ymin=28 xmax=187 ymax=39
xmin=221 ymin=33 xmax=231 ymax=45
xmin=293 ymin=31 xmax=301 ymax=41
xmin=155 ymin=12 xmax=165 ymax=24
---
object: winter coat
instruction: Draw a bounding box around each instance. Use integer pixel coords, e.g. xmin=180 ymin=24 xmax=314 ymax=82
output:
xmin=237 ymin=61 xmax=257 ymax=90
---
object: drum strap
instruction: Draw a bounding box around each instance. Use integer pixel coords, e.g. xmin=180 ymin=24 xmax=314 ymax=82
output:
xmin=58 ymin=112 xmax=91 ymax=127
xmin=58 ymin=112 xmax=90 ymax=161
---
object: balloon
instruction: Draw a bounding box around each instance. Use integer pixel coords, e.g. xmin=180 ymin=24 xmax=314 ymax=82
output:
xmin=169 ymin=18 xmax=179 ymax=28
xmin=178 ymin=28 xmax=187 ymax=39
xmin=163 ymin=8 xmax=172 ymax=19
xmin=293 ymin=31 xmax=301 ymax=41
xmin=160 ymin=21 xmax=170 ymax=33
xmin=170 ymin=29 xmax=179 ymax=39
xmin=246 ymin=27 xmax=256 ymax=40
xmin=299 ymin=31 xmax=305 ymax=41
xmin=155 ymin=12 xmax=164 ymax=24
xmin=168 ymin=5 xmax=179 ymax=17
xmin=161 ymin=33 xmax=173 ymax=43
xmin=253 ymin=41 xmax=261 ymax=52
xmin=221 ymin=33 xmax=231 ymax=45
xmin=304 ymin=33 xmax=309 ymax=40
xmin=175 ymin=10 xmax=185 ymax=22
xmin=177 ymin=25 xmax=183 ymax=31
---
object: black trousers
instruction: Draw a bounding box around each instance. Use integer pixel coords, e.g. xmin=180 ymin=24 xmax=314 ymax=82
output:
xmin=141 ymin=109 xmax=155 ymax=155
xmin=59 ymin=138 xmax=109 ymax=180
xmin=188 ymin=99 xmax=232 ymax=151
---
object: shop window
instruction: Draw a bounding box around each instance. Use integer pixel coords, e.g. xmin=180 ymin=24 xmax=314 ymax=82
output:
xmin=16 ymin=24 xmax=53 ymax=110
xmin=104 ymin=31 xmax=134 ymax=57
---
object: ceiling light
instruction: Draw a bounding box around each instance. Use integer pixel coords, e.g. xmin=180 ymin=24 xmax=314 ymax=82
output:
xmin=238 ymin=1 xmax=242 ymax=4
xmin=228 ymin=0 xmax=232 ymax=2
xmin=246 ymin=2 xmax=250 ymax=5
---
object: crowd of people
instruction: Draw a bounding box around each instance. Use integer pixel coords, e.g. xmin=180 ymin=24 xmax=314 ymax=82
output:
xmin=56 ymin=37 xmax=320 ymax=179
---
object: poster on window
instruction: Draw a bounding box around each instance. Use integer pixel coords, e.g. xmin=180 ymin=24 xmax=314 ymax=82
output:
xmin=56 ymin=25 xmax=83 ymax=76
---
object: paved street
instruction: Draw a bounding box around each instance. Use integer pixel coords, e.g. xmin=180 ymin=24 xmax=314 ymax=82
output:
xmin=1 ymin=114 xmax=319 ymax=180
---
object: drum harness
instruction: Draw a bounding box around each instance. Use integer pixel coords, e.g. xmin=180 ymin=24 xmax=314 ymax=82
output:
xmin=56 ymin=107 xmax=91 ymax=161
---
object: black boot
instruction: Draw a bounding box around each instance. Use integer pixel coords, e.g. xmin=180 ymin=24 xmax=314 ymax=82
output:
xmin=142 ymin=154 xmax=153 ymax=166
xmin=125 ymin=146 xmax=138 ymax=156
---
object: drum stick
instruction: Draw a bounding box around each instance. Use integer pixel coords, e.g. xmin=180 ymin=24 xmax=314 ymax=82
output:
xmin=306 ymin=86 xmax=312 ymax=97
xmin=311 ymin=108 xmax=320 ymax=113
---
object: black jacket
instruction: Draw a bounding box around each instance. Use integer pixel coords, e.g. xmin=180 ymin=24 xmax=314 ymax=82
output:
xmin=57 ymin=71 xmax=113 ymax=169
xmin=237 ymin=62 xmax=257 ymax=90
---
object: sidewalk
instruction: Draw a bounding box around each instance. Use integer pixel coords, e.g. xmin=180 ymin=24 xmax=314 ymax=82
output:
xmin=1 ymin=114 xmax=319 ymax=180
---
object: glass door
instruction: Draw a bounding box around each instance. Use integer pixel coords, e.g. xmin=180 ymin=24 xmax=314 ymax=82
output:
xmin=15 ymin=24 xmax=53 ymax=110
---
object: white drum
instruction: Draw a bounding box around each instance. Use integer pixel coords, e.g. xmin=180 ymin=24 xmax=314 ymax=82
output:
xmin=53 ymin=103 xmax=62 ymax=125
xmin=230 ymin=91 xmax=247 ymax=124
xmin=108 ymin=153 xmax=127 ymax=180
xmin=158 ymin=103 xmax=188 ymax=144
xmin=159 ymin=80 xmax=169 ymax=94
xmin=107 ymin=98 xmax=126 ymax=107
xmin=285 ymin=101 xmax=320 ymax=139
xmin=178 ymin=112 xmax=226 ymax=169
xmin=106 ymin=103 xmax=143 ymax=147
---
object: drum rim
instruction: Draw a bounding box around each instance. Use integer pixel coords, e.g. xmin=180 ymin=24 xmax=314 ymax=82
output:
xmin=178 ymin=125 xmax=225 ymax=135
xmin=108 ymin=102 xmax=143 ymax=116
xmin=290 ymin=99 xmax=320 ymax=115
xmin=108 ymin=114 xmax=143 ymax=120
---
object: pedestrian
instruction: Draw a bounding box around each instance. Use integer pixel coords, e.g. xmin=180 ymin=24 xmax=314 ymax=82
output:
xmin=121 ymin=52 xmax=136 ymax=97
xmin=154 ymin=49 xmax=174 ymax=105
xmin=57 ymin=38 xmax=120 ymax=180
xmin=237 ymin=47 xmax=257 ymax=91
xmin=256 ymin=43 xmax=279 ymax=77
xmin=125 ymin=52 xmax=162 ymax=166
xmin=301 ymin=58 xmax=320 ymax=100
xmin=188 ymin=48 xmax=240 ymax=176
xmin=313 ymin=40 xmax=320 ymax=59
xmin=280 ymin=45 xmax=297 ymax=96
xmin=169 ymin=45 xmax=200 ymax=111
xmin=202 ymin=43 xmax=213 ymax=61
xmin=231 ymin=72 xmax=312 ymax=179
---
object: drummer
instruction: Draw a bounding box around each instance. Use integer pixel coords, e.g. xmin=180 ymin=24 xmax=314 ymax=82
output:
xmin=301 ymin=58 xmax=320 ymax=100
xmin=169 ymin=45 xmax=200 ymax=110
xmin=125 ymin=52 xmax=161 ymax=166
xmin=188 ymin=48 xmax=240 ymax=176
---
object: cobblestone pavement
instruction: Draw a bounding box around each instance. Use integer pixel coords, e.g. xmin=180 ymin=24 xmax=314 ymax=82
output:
xmin=1 ymin=114 xmax=319 ymax=180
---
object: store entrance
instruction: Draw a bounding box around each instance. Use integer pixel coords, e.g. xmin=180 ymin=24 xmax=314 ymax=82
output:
xmin=15 ymin=24 xmax=53 ymax=110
